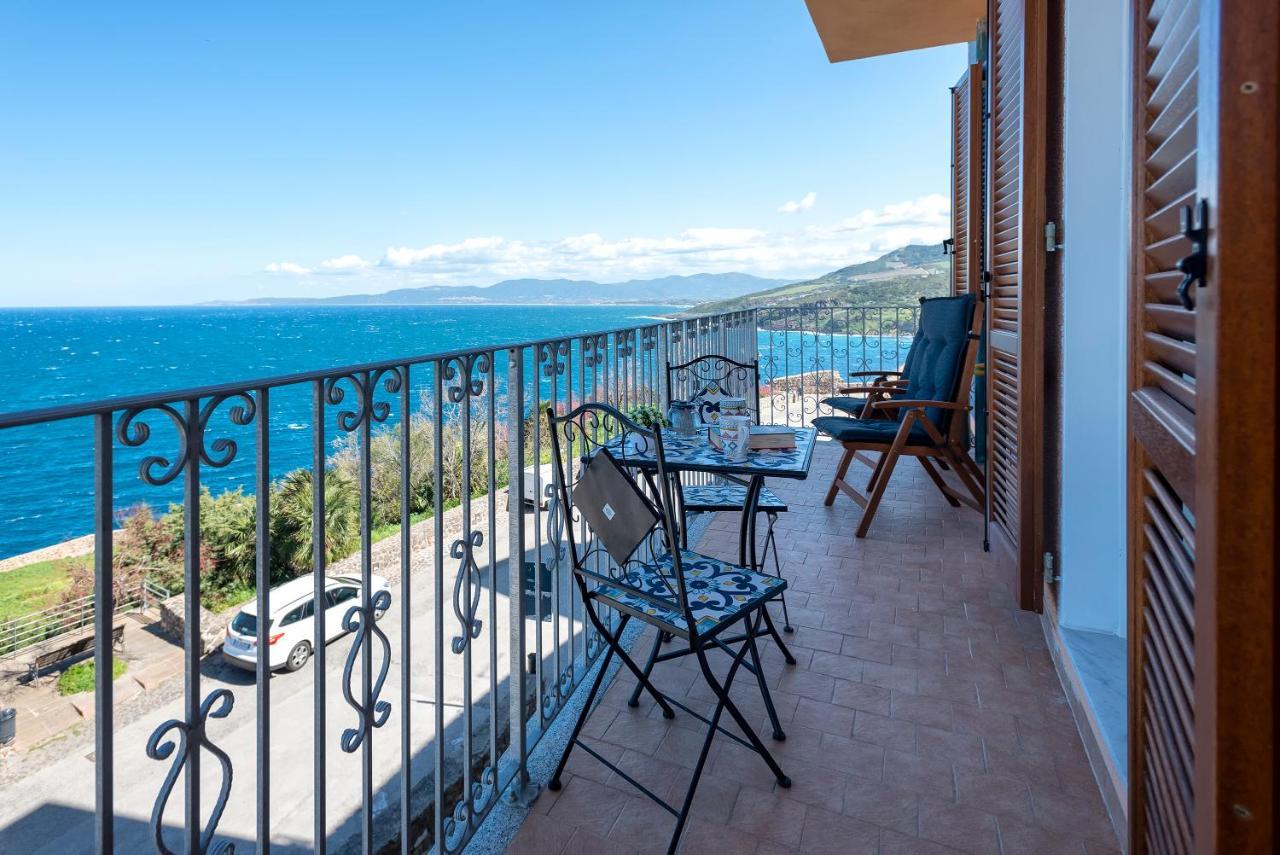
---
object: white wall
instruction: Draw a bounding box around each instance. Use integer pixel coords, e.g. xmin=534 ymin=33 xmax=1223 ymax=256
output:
xmin=1057 ymin=0 xmax=1131 ymax=635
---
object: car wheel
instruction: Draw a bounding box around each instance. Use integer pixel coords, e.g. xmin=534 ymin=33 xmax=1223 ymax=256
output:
xmin=284 ymin=641 xmax=312 ymax=672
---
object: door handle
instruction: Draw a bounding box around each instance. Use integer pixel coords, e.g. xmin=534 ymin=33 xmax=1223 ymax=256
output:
xmin=1175 ymin=199 xmax=1208 ymax=310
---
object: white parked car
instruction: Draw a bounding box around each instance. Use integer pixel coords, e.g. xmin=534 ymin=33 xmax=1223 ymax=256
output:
xmin=222 ymin=573 xmax=391 ymax=673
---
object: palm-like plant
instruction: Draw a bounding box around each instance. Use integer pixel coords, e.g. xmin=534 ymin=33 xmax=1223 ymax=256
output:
xmin=270 ymin=467 xmax=360 ymax=577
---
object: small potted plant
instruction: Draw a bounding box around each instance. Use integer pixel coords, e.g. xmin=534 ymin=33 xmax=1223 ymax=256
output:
xmin=622 ymin=404 xmax=667 ymax=453
xmin=624 ymin=404 xmax=669 ymax=430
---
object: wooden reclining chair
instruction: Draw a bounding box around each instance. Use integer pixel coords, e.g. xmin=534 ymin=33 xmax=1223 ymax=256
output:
xmin=812 ymin=293 xmax=986 ymax=537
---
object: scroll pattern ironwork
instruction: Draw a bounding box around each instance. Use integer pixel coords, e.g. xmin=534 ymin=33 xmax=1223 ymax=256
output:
xmin=450 ymin=530 xmax=485 ymax=654
xmin=323 ymin=367 xmax=402 ymax=430
xmin=441 ymin=766 xmax=499 ymax=854
xmin=146 ymin=689 xmax=237 ymax=855
xmin=117 ymin=392 xmax=257 ymax=486
xmin=339 ymin=589 xmax=394 ymax=753
xmin=443 ymin=351 xmax=491 ymax=403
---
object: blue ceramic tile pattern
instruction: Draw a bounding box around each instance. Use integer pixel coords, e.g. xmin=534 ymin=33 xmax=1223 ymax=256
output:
xmin=594 ymin=549 xmax=786 ymax=636
xmin=681 ymin=483 xmax=787 ymax=512
xmin=605 ymin=426 xmax=817 ymax=480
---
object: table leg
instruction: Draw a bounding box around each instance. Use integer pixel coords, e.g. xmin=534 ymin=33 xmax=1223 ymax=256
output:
xmin=737 ymin=476 xmax=764 ymax=570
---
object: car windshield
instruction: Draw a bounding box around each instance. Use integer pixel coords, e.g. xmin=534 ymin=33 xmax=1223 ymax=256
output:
xmin=230 ymin=611 xmax=267 ymax=635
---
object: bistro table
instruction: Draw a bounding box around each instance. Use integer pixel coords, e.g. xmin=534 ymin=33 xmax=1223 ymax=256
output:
xmin=602 ymin=424 xmax=816 ymax=734
xmin=605 ymin=425 xmax=817 ymax=571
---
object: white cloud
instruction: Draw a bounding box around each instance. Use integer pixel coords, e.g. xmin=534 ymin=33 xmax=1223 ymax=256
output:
xmin=383 ymin=236 xmax=512 ymax=269
xmin=318 ymin=254 xmax=372 ymax=271
xmin=264 ymin=261 xmax=311 ymax=275
xmin=823 ymin=193 xmax=949 ymax=233
xmin=262 ymin=194 xmax=948 ymax=288
xmin=777 ymin=191 xmax=817 ymax=214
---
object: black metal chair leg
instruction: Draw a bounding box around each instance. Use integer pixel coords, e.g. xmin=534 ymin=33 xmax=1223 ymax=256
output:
xmin=627 ymin=629 xmax=665 ymax=708
xmin=763 ymin=512 xmax=793 ymax=632
xmin=666 ymin=683 xmax=724 ymax=855
xmin=548 ymin=634 xmax=621 ymax=791
xmin=666 ymin=627 xmax=757 ymax=853
xmin=583 ymin=603 xmax=676 ymax=719
xmin=745 ymin=611 xmax=787 ymax=741
xmin=695 ymin=640 xmax=791 ymax=788
xmin=759 ymin=605 xmax=797 ymax=666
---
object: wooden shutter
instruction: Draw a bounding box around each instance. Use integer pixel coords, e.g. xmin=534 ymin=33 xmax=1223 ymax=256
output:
xmin=1128 ymin=1 xmax=1200 ymax=849
xmin=985 ymin=0 xmax=1046 ymax=611
xmin=951 ymin=64 xmax=983 ymax=296
xmin=1129 ymin=0 xmax=1277 ymax=851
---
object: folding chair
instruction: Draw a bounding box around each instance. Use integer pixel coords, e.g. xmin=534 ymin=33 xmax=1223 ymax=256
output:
xmin=813 ymin=294 xmax=987 ymax=537
xmin=665 ymin=355 xmax=790 ymax=624
xmin=545 ymin=403 xmax=793 ymax=854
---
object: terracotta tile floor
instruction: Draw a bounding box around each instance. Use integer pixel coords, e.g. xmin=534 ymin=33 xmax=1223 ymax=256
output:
xmin=508 ymin=439 xmax=1121 ymax=854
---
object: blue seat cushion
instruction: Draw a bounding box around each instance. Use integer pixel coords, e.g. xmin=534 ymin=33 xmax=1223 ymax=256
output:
xmin=820 ymin=395 xmax=869 ymax=416
xmin=593 ymin=550 xmax=786 ymax=636
xmin=898 ymin=294 xmax=975 ymax=429
xmin=813 ymin=415 xmax=931 ymax=445
xmin=681 ymin=483 xmax=787 ymax=513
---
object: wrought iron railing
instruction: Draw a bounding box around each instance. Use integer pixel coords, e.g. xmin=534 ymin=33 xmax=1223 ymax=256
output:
xmin=0 ymin=304 xmax=915 ymax=853
xmin=757 ymin=305 xmax=920 ymax=425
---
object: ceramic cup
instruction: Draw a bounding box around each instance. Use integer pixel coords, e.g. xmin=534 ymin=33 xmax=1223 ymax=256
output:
xmin=719 ymin=415 xmax=752 ymax=461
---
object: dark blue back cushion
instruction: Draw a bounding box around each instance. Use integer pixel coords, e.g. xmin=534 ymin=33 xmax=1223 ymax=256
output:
xmin=898 ymin=294 xmax=976 ymax=429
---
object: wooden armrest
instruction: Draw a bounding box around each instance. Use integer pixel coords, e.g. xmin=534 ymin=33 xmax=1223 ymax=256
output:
xmin=836 ymin=385 xmax=908 ymax=396
xmin=870 ymin=399 xmax=970 ymax=412
xmin=842 ymin=370 xmax=904 ymax=379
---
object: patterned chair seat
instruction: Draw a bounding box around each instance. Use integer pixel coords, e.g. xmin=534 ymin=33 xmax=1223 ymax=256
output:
xmin=594 ymin=550 xmax=786 ymax=637
xmin=681 ymin=483 xmax=788 ymax=513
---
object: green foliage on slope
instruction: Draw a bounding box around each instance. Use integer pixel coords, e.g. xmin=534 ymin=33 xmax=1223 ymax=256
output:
xmin=682 ymin=244 xmax=951 ymax=332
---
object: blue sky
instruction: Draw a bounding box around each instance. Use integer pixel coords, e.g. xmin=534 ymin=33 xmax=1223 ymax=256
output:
xmin=0 ymin=2 xmax=967 ymax=306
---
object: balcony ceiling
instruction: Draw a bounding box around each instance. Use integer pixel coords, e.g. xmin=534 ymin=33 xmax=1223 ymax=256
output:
xmin=803 ymin=0 xmax=983 ymax=62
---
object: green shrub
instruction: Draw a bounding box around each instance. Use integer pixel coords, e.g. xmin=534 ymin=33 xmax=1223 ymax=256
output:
xmin=270 ymin=467 xmax=360 ymax=577
xmin=331 ymin=407 xmax=510 ymax=528
xmin=162 ymin=488 xmax=258 ymax=590
xmin=56 ymin=658 xmax=128 ymax=696
xmin=111 ymin=401 xmax=542 ymax=603
xmin=201 ymin=583 xmax=256 ymax=613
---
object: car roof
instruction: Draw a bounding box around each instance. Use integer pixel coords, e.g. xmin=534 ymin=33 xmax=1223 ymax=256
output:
xmin=237 ymin=574 xmax=355 ymax=617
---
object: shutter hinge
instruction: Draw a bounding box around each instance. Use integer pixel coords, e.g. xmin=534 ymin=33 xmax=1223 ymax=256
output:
xmin=942 ymin=238 xmax=954 ymax=256
xmin=1044 ymin=222 xmax=1065 ymax=253
xmin=1045 ymin=552 xmax=1061 ymax=584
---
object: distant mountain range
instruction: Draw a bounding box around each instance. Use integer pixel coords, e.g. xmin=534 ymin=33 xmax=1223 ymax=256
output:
xmin=681 ymin=244 xmax=950 ymax=316
xmin=222 ymin=244 xmax=951 ymax=314
xmin=219 ymin=272 xmax=790 ymax=307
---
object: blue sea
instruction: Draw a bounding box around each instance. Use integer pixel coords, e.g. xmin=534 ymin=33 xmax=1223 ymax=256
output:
xmin=0 ymin=305 xmax=684 ymax=559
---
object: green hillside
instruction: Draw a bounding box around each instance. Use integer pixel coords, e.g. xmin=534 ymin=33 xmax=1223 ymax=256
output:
xmin=682 ymin=244 xmax=950 ymax=333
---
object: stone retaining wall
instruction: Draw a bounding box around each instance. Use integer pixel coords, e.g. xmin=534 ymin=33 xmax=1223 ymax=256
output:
xmin=157 ymin=594 xmax=224 ymax=656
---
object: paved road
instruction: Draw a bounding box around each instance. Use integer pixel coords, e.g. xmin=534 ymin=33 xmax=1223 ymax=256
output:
xmin=0 ymin=540 xmax=582 ymax=853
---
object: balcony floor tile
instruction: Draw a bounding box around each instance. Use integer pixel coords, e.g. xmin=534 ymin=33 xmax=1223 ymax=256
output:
xmin=511 ymin=441 xmax=1118 ymax=854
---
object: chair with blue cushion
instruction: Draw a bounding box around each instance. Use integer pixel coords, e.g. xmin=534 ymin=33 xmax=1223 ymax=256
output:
xmin=544 ymin=403 xmax=793 ymax=855
xmin=813 ymin=294 xmax=986 ymax=537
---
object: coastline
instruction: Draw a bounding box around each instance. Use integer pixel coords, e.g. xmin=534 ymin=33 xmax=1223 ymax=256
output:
xmin=0 ymin=533 xmax=96 ymax=572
